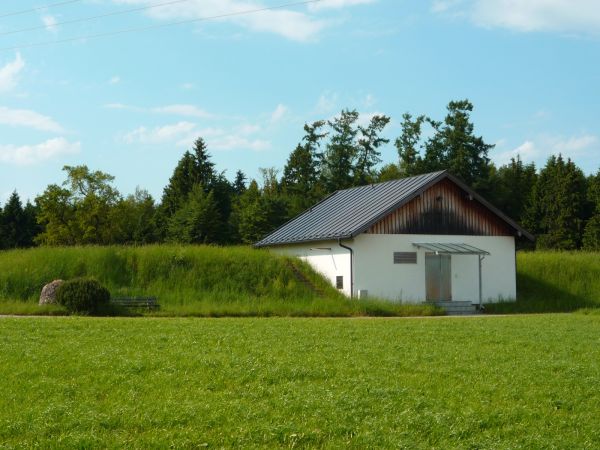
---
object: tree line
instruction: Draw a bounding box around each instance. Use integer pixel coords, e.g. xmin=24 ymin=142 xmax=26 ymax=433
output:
xmin=1 ymin=99 xmax=599 ymax=250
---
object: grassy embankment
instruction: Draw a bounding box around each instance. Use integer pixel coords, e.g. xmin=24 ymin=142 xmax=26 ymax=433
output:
xmin=0 ymin=245 xmax=440 ymax=317
xmin=485 ymin=251 xmax=600 ymax=313
xmin=0 ymin=246 xmax=598 ymax=316
xmin=1 ymin=314 xmax=599 ymax=448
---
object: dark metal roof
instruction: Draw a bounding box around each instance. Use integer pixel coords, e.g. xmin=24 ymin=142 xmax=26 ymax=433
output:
xmin=255 ymin=170 xmax=533 ymax=247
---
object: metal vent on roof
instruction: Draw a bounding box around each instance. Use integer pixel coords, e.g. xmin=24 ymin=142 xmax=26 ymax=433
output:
xmin=394 ymin=252 xmax=417 ymax=264
xmin=336 ymin=276 xmax=344 ymax=290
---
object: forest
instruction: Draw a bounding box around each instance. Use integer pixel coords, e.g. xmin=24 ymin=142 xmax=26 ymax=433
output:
xmin=1 ymin=100 xmax=599 ymax=251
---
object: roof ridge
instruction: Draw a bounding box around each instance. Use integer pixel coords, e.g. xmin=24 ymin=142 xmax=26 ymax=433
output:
xmin=333 ymin=170 xmax=448 ymax=194
xmin=255 ymin=169 xmax=532 ymax=247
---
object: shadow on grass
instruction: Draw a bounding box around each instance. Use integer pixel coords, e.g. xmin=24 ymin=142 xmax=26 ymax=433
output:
xmin=485 ymin=273 xmax=598 ymax=314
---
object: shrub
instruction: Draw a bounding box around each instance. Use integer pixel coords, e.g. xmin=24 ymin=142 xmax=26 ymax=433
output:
xmin=56 ymin=278 xmax=110 ymax=314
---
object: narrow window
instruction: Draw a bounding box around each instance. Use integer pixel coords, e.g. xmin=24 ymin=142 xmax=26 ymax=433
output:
xmin=394 ymin=252 xmax=417 ymax=264
xmin=336 ymin=276 xmax=344 ymax=289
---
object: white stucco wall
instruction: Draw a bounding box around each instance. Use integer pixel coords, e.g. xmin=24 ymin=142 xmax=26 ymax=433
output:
xmin=352 ymin=234 xmax=516 ymax=303
xmin=270 ymin=241 xmax=353 ymax=297
xmin=270 ymin=234 xmax=516 ymax=304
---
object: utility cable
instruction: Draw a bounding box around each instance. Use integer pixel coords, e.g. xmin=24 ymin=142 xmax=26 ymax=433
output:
xmin=0 ymin=0 xmax=84 ymax=19
xmin=0 ymin=0 xmax=197 ymax=37
xmin=0 ymin=0 xmax=325 ymax=52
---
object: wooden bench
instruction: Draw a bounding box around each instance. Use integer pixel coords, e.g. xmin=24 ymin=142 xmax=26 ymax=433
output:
xmin=111 ymin=297 xmax=159 ymax=310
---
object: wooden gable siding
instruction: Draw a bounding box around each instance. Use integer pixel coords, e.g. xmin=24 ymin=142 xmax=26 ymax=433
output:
xmin=366 ymin=178 xmax=514 ymax=236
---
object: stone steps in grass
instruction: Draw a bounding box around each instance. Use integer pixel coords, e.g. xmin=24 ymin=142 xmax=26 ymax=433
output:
xmin=432 ymin=301 xmax=480 ymax=316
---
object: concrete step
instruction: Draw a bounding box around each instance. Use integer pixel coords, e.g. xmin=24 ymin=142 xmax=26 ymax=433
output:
xmin=431 ymin=301 xmax=481 ymax=316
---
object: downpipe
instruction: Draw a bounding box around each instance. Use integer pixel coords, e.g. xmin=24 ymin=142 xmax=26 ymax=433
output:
xmin=338 ymin=238 xmax=354 ymax=299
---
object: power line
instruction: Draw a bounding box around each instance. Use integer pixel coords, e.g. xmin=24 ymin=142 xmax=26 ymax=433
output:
xmin=0 ymin=0 xmax=197 ymax=37
xmin=0 ymin=0 xmax=325 ymax=52
xmin=0 ymin=0 xmax=84 ymax=19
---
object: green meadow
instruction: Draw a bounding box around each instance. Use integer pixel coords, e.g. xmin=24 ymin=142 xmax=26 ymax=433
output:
xmin=1 ymin=314 xmax=599 ymax=448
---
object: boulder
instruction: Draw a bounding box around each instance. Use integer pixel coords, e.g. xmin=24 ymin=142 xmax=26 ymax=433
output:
xmin=39 ymin=280 xmax=64 ymax=305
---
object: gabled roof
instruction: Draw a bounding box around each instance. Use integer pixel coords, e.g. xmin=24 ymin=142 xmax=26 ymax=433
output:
xmin=255 ymin=170 xmax=533 ymax=247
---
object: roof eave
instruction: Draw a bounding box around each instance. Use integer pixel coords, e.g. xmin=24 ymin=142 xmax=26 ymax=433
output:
xmin=255 ymin=233 xmax=353 ymax=248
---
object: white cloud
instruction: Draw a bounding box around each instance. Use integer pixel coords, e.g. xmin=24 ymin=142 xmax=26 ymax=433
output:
xmin=122 ymin=120 xmax=269 ymax=151
xmin=104 ymin=102 xmax=131 ymax=110
xmin=0 ymin=106 xmax=63 ymax=133
xmin=113 ymin=0 xmax=327 ymax=42
xmin=210 ymin=135 xmax=270 ymax=151
xmin=152 ymin=104 xmax=213 ymax=118
xmin=315 ymin=91 xmax=338 ymax=114
xmin=494 ymin=134 xmax=599 ymax=168
xmin=495 ymin=140 xmax=538 ymax=165
xmin=0 ymin=53 xmax=25 ymax=93
xmin=270 ymin=104 xmax=288 ymax=123
xmin=0 ymin=137 xmax=80 ymax=165
xmin=109 ymin=75 xmax=121 ymax=85
xmin=356 ymin=110 xmax=387 ymax=127
xmin=239 ymin=123 xmax=260 ymax=134
xmin=105 ymin=102 xmax=215 ymax=118
xmin=552 ymin=134 xmax=598 ymax=154
xmin=181 ymin=82 xmax=195 ymax=90
xmin=123 ymin=121 xmax=197 ymax=145
xmin=433 ymin=0 xmax=600 ymax=35
xmin=308 ymin=0 xmax=376 ymax=11
xmin=363 ymin=93 xmax=376 ymax=108
xmin=42 ymin=15 xmax=58 ymax=33
xmin=430 ymin=0 xmax=465 ymax=14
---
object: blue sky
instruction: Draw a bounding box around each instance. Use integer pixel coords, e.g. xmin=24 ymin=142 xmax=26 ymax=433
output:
xmin=0 ymin=0 xmax=599 ymax=203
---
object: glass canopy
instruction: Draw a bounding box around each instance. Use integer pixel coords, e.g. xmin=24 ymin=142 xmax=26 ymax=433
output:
xmin=412 ymin=242 xmax=490 ymax=255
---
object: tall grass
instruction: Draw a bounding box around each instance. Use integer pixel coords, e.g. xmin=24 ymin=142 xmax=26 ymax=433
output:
xmin=0 ymin=245 xmax=441 ymax=317
xmin=486 ymin=251 xmax=600 ymax=313
xmin=5 ymin=246 xmax=595 ymax=316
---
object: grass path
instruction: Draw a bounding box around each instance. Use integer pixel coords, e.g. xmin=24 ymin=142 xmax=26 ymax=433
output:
xmin=1 ymin=314 xmax=599 ymax=448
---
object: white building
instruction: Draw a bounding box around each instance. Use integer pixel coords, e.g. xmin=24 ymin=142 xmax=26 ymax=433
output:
xmin=255 ymin=171 xmax=533 ymax=306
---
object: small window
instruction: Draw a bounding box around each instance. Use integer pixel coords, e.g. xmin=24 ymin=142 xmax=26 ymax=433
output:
xmin=394 ymin=252 xmax=417 ymax=264
xmin=336 ymin=276 xmax=344 ymax=289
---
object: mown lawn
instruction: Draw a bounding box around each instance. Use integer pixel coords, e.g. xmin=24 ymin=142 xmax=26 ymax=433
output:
xmin=1 ymin=315 xmax=599 ymax=448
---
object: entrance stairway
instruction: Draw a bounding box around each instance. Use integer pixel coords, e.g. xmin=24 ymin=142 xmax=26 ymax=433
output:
xmin=433 ymin=301 xmax=480 ymax=316
xmin=286 ymin=260 xmax=326 ymax=298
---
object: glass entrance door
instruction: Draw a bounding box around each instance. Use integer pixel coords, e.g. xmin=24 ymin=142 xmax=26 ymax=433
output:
xmin=425 ymin=253 xmax=452 ymax=301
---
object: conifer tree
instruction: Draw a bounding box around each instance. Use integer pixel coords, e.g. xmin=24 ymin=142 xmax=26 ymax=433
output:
xmin=525 ymin=155 xmax=587 ymax=249
xmin=0 ymin=192 xmax=24 ymax=248
xmin=425 ymin=100 xmax=493 ymax=191
xmin=236 ymin=180 xmax=270 ymax=244
xmin=396 ymin=113 xmax=426 ymax=177
xmin=166 ymin=185 xmax=221 ymax=244
xmin=158 ymin=138 xmax=231 ymax=243
xmin=354 ymin=114 xmax=390 ymax=185
xmin=233 ymin=170 xmax=247 ymax=195
xmin=21 ymin=201 xmax=40 ymax=247
xmin=322 ymin=109 xmax=359 ymax=192
xmin=492 ymin=156 xmax=537 ymax=222
xmin=282 ymin=120 xmax=327 ymax=216
xmin=582 ymin=170 xmax=600 ymax=250
xmin=394 ymin=100 xmax=493 ymax=194
xmin=160 ymin=151 xmax=198 ymax=218
xmin=160 ymin=138 xmax=216 ymax=217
